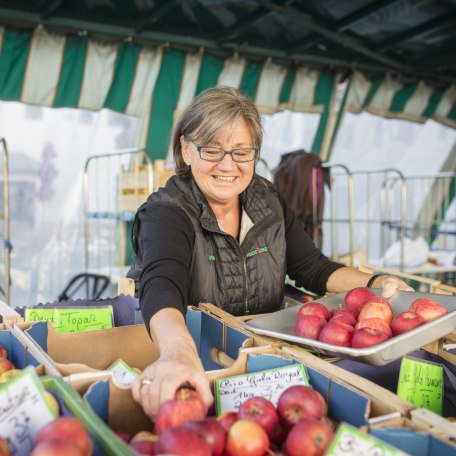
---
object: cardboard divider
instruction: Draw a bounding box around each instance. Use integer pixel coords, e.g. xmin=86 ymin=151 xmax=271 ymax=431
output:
xmin=365 ymin=411 xmax=456 ymax=454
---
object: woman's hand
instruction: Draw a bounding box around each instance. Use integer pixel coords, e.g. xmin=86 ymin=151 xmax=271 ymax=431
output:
xmin=131 ymin=341 xmax=213 ymax=419
xmin=375 ymin=275 xmax=414 ymax=299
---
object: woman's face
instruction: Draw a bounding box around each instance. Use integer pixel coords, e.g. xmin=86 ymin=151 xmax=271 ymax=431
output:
xmin=181 ymin=117 xmax=256 ymax=207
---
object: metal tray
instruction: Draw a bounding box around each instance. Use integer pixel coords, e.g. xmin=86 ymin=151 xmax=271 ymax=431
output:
xmin=244 ymin=290 xmax=456 ymax=366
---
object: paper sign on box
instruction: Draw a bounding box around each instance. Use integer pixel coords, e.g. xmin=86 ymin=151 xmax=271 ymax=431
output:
xmin=215 ymin=363 xmax=309 ymax=414
xmin=0 ymin=367 xmax=57 ymax=456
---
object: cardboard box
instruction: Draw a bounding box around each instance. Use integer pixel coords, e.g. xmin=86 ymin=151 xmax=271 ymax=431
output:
xmin=82 ymin=345 xmax=407 ymax=440
xmin=12 ymin=307 xmax=258 ymax=376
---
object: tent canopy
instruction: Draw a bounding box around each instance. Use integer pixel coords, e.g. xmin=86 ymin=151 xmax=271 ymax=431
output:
xmin=0 ymin=0 xmax=454 ymax=84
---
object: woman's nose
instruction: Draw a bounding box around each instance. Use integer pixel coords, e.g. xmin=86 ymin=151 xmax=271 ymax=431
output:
xmin=217 ymin=153 xmax=237 ymax=169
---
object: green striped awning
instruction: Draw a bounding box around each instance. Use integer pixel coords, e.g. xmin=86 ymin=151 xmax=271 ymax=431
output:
xmin=0 ymin=26 xmax=454 ymax=162
xmin=0 ymin=26 xmax=337 ymax=159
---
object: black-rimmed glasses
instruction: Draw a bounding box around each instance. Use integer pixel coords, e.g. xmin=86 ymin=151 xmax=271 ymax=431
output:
xmin=194 ymin=144 xmax=258 ymax=163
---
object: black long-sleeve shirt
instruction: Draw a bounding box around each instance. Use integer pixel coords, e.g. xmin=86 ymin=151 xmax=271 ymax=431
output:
xmin=136 ymin=191 xmax=343 ymax=327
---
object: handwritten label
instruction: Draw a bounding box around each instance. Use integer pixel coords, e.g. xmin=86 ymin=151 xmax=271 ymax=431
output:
xmin=108 ymin=359 xmax=139 ymax=388
xmin=326 ymin=423 xmax=407 ymax=456
xmin=215 ymin=363 xmax=309 ymax=414
xmin=24 ymin=307 xmax=114 ymax=333
xmin=0 ymin=367 xmax=57 ymax=456
xmin=397 ymin=356 xmax=443 ymax=415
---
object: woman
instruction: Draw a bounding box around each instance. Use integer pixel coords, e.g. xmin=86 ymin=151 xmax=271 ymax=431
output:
xmin=130 ymin=86 xmax=413 ymax=418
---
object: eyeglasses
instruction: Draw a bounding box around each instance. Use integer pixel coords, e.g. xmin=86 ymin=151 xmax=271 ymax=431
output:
xmin=193 ymin=144 xmax=258 ymax=163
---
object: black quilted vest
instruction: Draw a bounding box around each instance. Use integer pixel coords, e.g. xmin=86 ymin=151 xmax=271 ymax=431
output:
xmin=131 ymin=175 xmax=287 ymax=316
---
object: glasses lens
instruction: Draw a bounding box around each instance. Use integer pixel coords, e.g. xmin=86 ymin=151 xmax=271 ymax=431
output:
xmin=199 ymin=147 xmax=224 ymax=161
xmin=232 ymin=148 xmax=256 ymax=162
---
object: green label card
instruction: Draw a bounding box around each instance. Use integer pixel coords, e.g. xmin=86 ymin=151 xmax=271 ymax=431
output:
xmin=215 ymin=363 xmax=309 ymax=415
xmin=397 ymin=355 xmax=443 ymax=415
xmin=326 ymin=422 xmax=406 ymax=455
xmin=108 ymin=359 xmax=139 ymax=388
xmin=25 ymin=306 xmax=114 ymax=333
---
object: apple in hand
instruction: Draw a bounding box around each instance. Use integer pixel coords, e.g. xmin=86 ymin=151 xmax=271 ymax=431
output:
xmin=186 ymin=419 xmax=226 ymax=456
xmin=155 ymin=387 xmax=207 ymax=434
xmin=409 ymin=298 xmax=448 ymax=322
xmin=358 ymin=300 xmax=393 ymax=325
xmin=294 ymin=315 xmax=326 ymax=340
xmin=343 ymin=287 xmax=376 ymax=312
xmin=283 ymin=419 xmax=334 ymax=456
xmin=34 ymin=417 xmax=92 ymax=456
xmin=157 ymin=425 xmax=211 ymax=456
xmin=217 ymin=411 xmax=237 ymax=432
xmin=318 ymin=321 xmax=354 ymax=347
xmin=277 ymin=385 xmax=327 ymax=428
xmin=355 ymin=318 xmax=392 ymax=338
xmin=225 ymin=420 xmax=269 ymax=456
xmin=296 ymin=303 xmax=330 ymax=322
xmin=391 ymin=312 xmax=425 ymax=336
xmin=237 ymin=396 xmax=278 ymax=436
xmin=351 ymin=328 xmax=389 ymax=348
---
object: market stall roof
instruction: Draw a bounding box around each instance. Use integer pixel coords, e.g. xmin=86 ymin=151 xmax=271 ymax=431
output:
xmin=0 ymin=0 xmax=454 ymax=85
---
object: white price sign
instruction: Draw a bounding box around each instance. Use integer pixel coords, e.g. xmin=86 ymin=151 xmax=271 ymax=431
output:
xmin=108 ymin=359 xmax=138 ymax=388
xmin=215 ymin=363 xmax=309 ymax=414
xmin=326 ymin=423 xmax=409 ymax=456
xmin=0 ymin=367 xmax=57 ymax=456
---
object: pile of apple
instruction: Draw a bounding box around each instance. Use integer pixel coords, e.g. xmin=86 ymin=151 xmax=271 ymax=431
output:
xmin=119 ymin=385 xmax=334 ymax=456
xmin=294 ymin=287 xmax=448 ymax=348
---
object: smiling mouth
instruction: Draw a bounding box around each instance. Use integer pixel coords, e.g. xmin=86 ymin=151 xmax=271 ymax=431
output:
xmin=213 ymin=176 xmax=237 ymax=182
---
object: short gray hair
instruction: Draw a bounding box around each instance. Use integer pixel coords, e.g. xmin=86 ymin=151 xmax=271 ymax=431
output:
xmin=172 ymin=86 xmax=262 ymax=181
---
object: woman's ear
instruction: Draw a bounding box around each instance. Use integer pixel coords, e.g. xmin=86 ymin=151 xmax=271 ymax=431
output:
xmin=180 ymin=135 xmax=191 ymax=164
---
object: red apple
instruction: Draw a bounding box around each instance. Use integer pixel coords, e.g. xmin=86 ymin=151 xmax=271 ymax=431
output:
xmin=277 ymin=385 xmax=327 ymax=428
xmin=318 ymin=321 xmax=354 ymax=347
xmin=294 ymin=315 xmax=326 ymax=340
xmin=329 ymin=313 xmax=357 ymax=327
xmin=34 ymin=417 xmax=92 ymax=456
xmin=186 ymin=419 xmax=226 ymax=456
xmin=283 ymin=419 xmax=334 ymax=456
xmin=296 ymin=303 xmax=330 ymax=322
xmin=409 ymin=298 xmax=448 ymax=322
xmin=0 ymin=345 xmax=7 ymax=359
xmin=155 ymin=387 xmax=207 ymax=434
xmin=157 ymin=425 xmax=211 ymax=456
xmin=364 ymin=296 xmax=390 ymax=306
xmin=217 ymin=411 xmax=237 ymax=432
xmin=343 ymin=287 xmax=376 ymax=312
xmin=31 ymin=440 xmax=85 ymax=455
xmin=225 ymin=420 xmax=269 ymax=456
xmin=130 ymin=439 xmax=158 ymax=455
xmin=330 ymin=308 xmax=358 ymax=321
xmin=351 ymin=328 xmax=390 ymax=348
xmin=0 ymin=437 xmax=11 ymax=456
xmin=237 ymin=396 xmax=278 ymax=436
xmin=391 ymin=311 xmax=425 ymax=336
xmin=355 ymin=318 xmax=392 ymax=338
xmin=358 ymin=300 xmax=393 ymax=325
xmin=0 ymin=358 xmax=14 ymax=375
